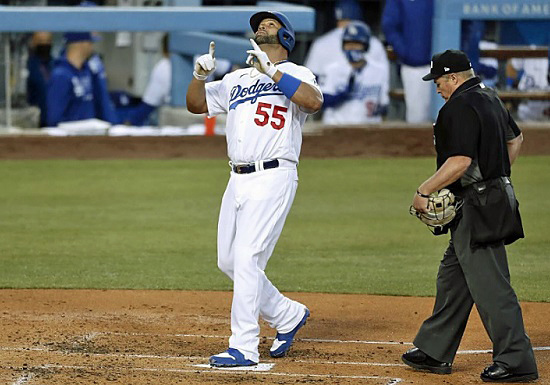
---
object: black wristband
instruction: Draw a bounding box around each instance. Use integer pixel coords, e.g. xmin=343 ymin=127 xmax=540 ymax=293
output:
xmin=416 ymin=190 xmax=431 ymax=198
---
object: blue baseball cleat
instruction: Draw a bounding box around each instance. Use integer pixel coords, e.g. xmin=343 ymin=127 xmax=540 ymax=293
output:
xmin=209 ymin=348 xmax=258 ymax=367
xmin=270 ymin=308 xmax=310 ymax=358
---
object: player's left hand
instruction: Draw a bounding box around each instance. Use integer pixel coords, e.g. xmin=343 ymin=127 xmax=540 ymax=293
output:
xmin=246 ymin=39 xmax=277 ymax=78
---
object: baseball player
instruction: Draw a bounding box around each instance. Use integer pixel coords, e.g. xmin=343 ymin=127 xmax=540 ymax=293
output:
xmin=46 ymin=32 xmax=99 ymax=126
xmin=382 ymin=0 xmax=433 ymax=123
xmin=186 ymin=11 xmax=323 ymax=367
xmin=320 ymin=21 xmax=389 ymax=124
xmin=305 ymin=0 xmax=389 ymax=88
xmin=507 ymin=56 xmax=550 ymax=121
xmin=127 ymin=34 xmax=171 ymax=125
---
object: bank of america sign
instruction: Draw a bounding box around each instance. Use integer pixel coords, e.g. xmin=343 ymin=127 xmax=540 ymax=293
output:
xmin=463 ymin=3 xmax=550 ymax=16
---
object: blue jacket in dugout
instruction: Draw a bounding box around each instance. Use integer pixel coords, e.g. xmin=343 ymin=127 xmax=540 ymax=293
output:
xmin=46 ymin=56 xmax=95 ymax=127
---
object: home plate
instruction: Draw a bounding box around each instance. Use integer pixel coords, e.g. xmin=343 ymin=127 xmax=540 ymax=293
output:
xmin=193 ymin=363 xmax=275 ymax=371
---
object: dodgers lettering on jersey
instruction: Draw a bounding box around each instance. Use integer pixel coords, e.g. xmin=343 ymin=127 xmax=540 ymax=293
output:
xmin=228 ymin=79 xmax=283 ymax=110
xmin=205 ymin=62 xmax=320 ymax=164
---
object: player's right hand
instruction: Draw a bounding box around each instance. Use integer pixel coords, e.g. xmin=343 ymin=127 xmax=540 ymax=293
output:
xmin=194 ymin=41 xmax=216 ymax=80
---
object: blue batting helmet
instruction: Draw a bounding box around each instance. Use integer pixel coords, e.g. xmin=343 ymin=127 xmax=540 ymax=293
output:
xmin=249 ymin=11 xmax=296 ymax=53
xmin=342 ymin=21 xmax=371 ymax=51
xmin=335 ymin=0 xmax=364 ymax=21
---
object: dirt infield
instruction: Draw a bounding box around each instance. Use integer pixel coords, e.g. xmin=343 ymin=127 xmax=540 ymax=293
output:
xmin=1 ymin=290 xmax=548 ymax=385
xmin=1 ymin=125 xmax=550 ymax=159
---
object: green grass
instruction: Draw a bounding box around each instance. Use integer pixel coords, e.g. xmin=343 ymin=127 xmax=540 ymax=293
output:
xmin=0 ymin=157 xmax=548 ymax=301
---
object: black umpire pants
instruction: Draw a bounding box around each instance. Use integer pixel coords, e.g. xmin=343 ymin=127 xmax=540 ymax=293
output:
xmin=413 ymin=184 xmax=538 ymax=374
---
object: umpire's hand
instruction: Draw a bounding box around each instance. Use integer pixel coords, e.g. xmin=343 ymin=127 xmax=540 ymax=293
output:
xmin=413 ymin=191 xmax=430 ymax=213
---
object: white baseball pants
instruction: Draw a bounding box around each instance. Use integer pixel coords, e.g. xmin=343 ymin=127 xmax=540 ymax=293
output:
xmin=401 ymin=64 xmax=432 ymax=123
xmin=217 ymin=165 xmax=306 ymax=362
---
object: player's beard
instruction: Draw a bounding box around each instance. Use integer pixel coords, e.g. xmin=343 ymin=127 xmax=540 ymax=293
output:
xmin=254 ymin=34 xmax=279 ymax=45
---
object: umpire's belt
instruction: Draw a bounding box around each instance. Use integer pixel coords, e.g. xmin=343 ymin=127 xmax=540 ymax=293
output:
xmin=230 ymin=159 xmax=280 ymax=174
xmin=467 ymin=176 xmax=511 ymax=193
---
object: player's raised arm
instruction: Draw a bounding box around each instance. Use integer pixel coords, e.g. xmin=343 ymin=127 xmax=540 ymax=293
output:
xmin=246 ymin=39 xmax=323 ymax=113
xmin=186 ymin=41 xmax=216 ymax=114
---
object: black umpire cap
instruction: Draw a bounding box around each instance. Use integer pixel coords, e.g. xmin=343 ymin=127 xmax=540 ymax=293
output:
xmin=422 ymin=50 xmax=472 ymax=81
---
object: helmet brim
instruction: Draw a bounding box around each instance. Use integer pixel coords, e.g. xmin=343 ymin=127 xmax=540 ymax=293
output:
xmin=250 ymin=11 xmax=286 ymax=32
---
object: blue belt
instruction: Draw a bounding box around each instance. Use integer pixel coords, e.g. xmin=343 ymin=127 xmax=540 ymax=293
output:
xmin=232 ymin=159 xmax=279 ymax=174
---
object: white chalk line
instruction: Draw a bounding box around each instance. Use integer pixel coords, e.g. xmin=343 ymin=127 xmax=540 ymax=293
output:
xmin=4 ymin=343 xmax=549 ymax=360
xmin=294 ymin=359 xmax=407 ymax=367
xmin=11 ymin=373 xmax=33 ymax=385
xmin=0 ymin=346 xmax=403 ymax=367
xmin=36 ymin=364 xmax=403 ymax=383
xmin=1 ymin=345 xmax=406 ymax=384
xmin=88 ymin=332 xmax=550 ymax=354
xmin=3 ymin=336 xmax=548 ymax=385
xmin=457 ymin=346 xmax=550 ymax=354
xmin=93 ymin=331 xmax=414 ymax=346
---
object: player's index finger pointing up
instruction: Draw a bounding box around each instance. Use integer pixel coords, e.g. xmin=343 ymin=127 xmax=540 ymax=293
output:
xmin=209 ymin=41 xmax=215 ymax=57
xmin=249 ymin=38 xmax=260 ymax=51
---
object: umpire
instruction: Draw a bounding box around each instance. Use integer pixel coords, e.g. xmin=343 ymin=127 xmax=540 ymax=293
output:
xmin=402 ymin=50 xmax=538 ymax=382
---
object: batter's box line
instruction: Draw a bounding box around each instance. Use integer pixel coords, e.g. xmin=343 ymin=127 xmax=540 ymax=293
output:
xmin=456 ymin=346 xmax=550 ymax=354
xmin=34 ymin=364 xmax=405 ymax=384
xmin=11 ymin=373 xmax=33 ymax=385
xmin=93 ymin=331 xmax=414 ymax=346
xmin=0 ymin=346 xmax=406 ymax=368
xmin=88 ymin=332 xmax=550 ymax=354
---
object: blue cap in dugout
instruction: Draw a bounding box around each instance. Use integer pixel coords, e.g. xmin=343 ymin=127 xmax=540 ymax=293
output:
xmin=343 ymin=21 xmax=371 ymax=51
xmin=335 ymin=0 xmax=364 ymax=21
xmin=63 ymin=32 xmax=100 ymax=44
xmin=342 ymin=21 xmax=371 ymax=63
xmin=249 ymin=10 xmax=296 ymax=53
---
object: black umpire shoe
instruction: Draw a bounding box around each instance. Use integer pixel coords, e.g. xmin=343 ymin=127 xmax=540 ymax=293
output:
xmin=481 ymin=363 xmax=539 ymax=383
xmin=401 ymin=347 xmax=452 ymax=374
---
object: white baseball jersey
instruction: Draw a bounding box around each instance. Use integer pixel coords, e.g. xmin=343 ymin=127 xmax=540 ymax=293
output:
xmin=320 ymin=58 xmax=389 ymax=124
xmin=305 ymin=27 xmax=389 ymax=87
xmin=142 ymin=57 xmax=171 ymax=107
xmin=478 ymin=40 xmax=499 ymax=88
xmin=400 ymin=64 xmax=432 ymax=123
xmin=511 ymin=57 xmax=550 ymax=121
xmin=206 ymin=61 xmax=316 ymax=363
xmin=205 ymin=62 xmax=320 ymax=164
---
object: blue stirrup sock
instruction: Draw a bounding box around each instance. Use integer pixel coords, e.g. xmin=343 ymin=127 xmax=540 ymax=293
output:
xmin=277 ymin=73 xmax=301 ymax=99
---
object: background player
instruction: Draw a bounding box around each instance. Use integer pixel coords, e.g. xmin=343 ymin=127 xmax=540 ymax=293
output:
xmin=186 ymin=11 xmax=323 ymax=367
xmin=126 ymin=34 xmax=171 ymax=126
xmin=46 ymin=32 xmax=100 ymax=126
xmin=305 ymin=0 xmax=388 ymax=88
xmin=320 ymin=21 xmax=389 ymax=124
xmin=26 ymin=31 xmax=54 ymax=127
xmin=382 ymin=0 xmax=433 ymax=123
xmin=506 ymin=55 xmax=550 ymax=122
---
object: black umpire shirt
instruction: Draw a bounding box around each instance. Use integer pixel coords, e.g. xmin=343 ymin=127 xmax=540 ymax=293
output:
xmin=433 ymin=76 xmax=521 ymax=194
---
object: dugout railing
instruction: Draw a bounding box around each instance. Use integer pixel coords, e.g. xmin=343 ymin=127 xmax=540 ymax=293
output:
xmin=387 ymin=45 xmax=550 ymax=104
